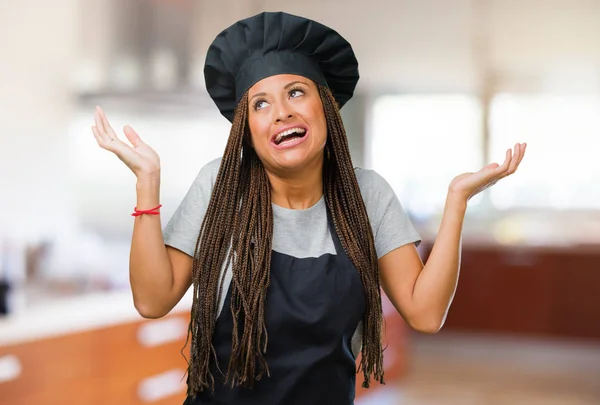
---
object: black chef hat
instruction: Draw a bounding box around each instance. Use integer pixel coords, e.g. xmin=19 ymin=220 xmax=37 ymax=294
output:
xmin=204 ymin=11 xmax=359 ymax=122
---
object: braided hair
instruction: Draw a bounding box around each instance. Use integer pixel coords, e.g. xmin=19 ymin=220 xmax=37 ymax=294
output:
xmin=184 ymin=84 xmax=384 ymax=397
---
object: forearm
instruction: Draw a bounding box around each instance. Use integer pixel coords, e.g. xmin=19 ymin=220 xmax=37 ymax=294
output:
xmin=129 ymin=175 xmax=174 ymax=315
xmin=411 ymin=191 xmax=466 ymax=330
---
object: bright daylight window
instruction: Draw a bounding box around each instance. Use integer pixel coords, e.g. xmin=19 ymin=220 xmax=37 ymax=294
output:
xmin=68 ymin=110 xmax=230 ymax=228
xmin=489 ymin=94 xmax=600 ymax=210
xmin=368 ymin=94 xmax=484 ymax=218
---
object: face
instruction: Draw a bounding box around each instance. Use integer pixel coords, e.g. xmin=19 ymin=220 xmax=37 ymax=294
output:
xmin=247 ymin=74 xmax=327 ymax=173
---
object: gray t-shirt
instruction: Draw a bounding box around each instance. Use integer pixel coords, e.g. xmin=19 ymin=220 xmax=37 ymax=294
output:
xmin=163 ymin=157 xmax=421 ymax=356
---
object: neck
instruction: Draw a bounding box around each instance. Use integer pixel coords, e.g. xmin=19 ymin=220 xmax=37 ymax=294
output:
xmin=266 ymin=156 xmax=324 ymax=210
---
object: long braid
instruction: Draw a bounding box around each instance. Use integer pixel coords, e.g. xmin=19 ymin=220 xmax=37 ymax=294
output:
xmin=185 ymin=92 xmax=273 ymax=397
xmin=319 ymin=85 xmax=385 ymax=387
xmin=184 ymin=85 xmax=384 ymax=397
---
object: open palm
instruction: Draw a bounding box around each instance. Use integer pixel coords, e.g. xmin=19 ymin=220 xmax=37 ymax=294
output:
xmin=92 ymin=107 xmax=160 ymax=179
xmin=449 ymin=143 xmax=527 ymax=202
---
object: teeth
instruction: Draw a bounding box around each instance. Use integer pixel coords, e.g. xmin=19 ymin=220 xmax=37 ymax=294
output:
xmin=275 ymin=127 xmax=306 ymax=143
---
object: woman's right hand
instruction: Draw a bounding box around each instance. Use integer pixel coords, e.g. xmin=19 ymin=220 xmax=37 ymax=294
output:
xmin=92 ymin=106 xmax=161 ymax=180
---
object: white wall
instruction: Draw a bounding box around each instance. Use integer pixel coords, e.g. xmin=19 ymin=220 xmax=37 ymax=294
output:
xmin=189 ymin=0 xmax=600 ymax=92
xmin=2 ymin=0 xmax=600 ymax=244
xmin=0 ymin=0 xmax=80 ymax=243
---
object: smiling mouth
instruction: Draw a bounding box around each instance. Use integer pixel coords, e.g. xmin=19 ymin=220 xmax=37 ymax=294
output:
xmin=273 ymin=127 xmax=307 ymax=146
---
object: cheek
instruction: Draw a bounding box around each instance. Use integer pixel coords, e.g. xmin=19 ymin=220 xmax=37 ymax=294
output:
xmin=310 ymin=107 xmax=328 ymax=144
xmin=248 ymin=116 xmax=270 ymax=148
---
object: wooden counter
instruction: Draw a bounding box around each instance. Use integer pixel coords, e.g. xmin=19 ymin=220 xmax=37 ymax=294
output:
xmin=0 ymin=291 xmax=193 ymax=405
xmin=420 ymin=242 xmax=600 ymax=340
xmin=0 ymin=290 xmax=409 ymax=404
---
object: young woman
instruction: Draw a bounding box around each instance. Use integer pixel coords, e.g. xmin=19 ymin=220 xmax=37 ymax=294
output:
xmin=92 ymin=11 xmax=526 ymax=405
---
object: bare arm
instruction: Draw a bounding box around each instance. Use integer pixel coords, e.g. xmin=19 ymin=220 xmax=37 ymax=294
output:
xmin=379 ymin=143 xmax=526 ymax=333
xmin=92 ymin=107 xmax=193 ymax=319
xmin=129 ymin=177 xmax=193 ymax=318
xmin=379 ymin=193 xmax=465 ymax=333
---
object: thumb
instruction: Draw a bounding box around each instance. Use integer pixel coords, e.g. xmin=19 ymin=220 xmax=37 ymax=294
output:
xmin=123 ymin=125 xmax=143 ymax=147
xmin=483 ymin=162 xmax=500 ymax=171
xmin=478 ymin=162 xmax=500 ymax=178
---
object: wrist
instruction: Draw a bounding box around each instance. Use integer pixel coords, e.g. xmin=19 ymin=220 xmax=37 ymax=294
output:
xmin=136 ymin=172 xmax=161 ymax=190
xmin=136 ymin=174 xmax=161 ymax=209
xmin=445 ymin=189 xmax=468 ymax=214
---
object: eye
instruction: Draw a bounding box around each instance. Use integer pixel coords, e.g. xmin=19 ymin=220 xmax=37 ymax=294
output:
xmin=289 ymin=88 xmax=305 ymax=98
xmin=254 ymin=99 xmax=269 ymax=110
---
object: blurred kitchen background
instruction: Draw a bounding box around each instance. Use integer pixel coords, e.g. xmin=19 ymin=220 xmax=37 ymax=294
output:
xmin=1 ymin=0 xmax=599 ymax=404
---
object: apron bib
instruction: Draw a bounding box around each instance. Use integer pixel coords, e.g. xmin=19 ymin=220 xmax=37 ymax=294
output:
xmin=186 ymin=211 xmax=366 ymax=405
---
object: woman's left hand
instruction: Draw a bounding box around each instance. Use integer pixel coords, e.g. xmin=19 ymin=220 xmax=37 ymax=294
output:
xmin=449 ymin=142 xmax=527 ymax=202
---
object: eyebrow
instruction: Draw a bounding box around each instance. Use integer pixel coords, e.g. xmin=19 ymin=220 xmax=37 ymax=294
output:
xmin=249 ymin=80 xmax=309 ymax=101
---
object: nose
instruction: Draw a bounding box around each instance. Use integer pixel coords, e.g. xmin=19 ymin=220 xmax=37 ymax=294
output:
xmin=274 ymin=100 xmax=294 ymax=123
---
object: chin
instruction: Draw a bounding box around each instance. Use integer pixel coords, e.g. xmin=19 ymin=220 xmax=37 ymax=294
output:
xmin=273 ymin=152 xmax=312 ymax=170
xmin=266 ymin=147 xmax=324 ymax=172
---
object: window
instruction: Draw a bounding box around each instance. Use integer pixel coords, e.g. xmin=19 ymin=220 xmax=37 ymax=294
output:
xmin=489 ymin=94 xmax=600 ymax=210
xmin=68 ymin=109 xmax=230 ymax=234
xmin=368 ymin=94 xmax=484 ymax=218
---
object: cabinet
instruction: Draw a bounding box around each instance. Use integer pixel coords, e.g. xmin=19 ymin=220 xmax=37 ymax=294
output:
xmin=0 ymin=329 xmax=98 ymax=404
xmin=1 ymin=299 xmax=409 ymax=404
xmin=0 ymin=312 xmax=191 ymax=405
xmin=419 ymin=243 xmax=600 ymax=340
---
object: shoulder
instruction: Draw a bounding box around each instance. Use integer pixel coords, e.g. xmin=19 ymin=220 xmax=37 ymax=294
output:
xmin=177 ymin=156 xmax=222 ymax=204
xmin=353 ymin=167 xmax=402 ymax=223
xmin=191 ymin=156 xmax=222 ymax=189
xmin=162 ymin=157 xmax=223 ymax=254
xmin=199 ymin=156 xmax=222 ymax=180
xmin=353 ymin=167 xmax=394 ymax=198
xmin=353 ymin=167 xmax=421 ymax=255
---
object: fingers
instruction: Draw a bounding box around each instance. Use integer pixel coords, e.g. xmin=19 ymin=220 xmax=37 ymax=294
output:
xmin=481 ymin=150 xmax=510 ymax=182
xmin=506 ymin=143 xmax=521 ymax=174
xmin=93 ymin=107 xmax=118 ymax=147
xmin=491 ymin=142 xmax=527 ymax=180
xmin=517 ymin=142 xmax=527 ymax=166
xmin=93 ymin=106 xmax=143 ymax=148
xmin=93 ymin=106 xmax=122 ymax=145
xmin=93 ymin=106 xmax=131 ymax=149
xmin=92 ymin=123 xmax=114 ymax=149
xmin=123 ymin=125 xmax=143 ymax=147
xmin=504 ymin=142 xmax=527 ymax=177
xmin=93 ymin=107 xmax=105 ymax=134
xmin=97 ymin=106 xmax=119 ymax=140
xmin=500 ymin=148 xmax=514 ymax=172
xmin=91 ymin=125 xmax=104 ymax=146
xmin=91 ymin=107 xmax=149 ymax=174
xmin=93 ymin=109 xmax=110 ymax=145
xmin=92 ymin=108 xmax=129 ymax=155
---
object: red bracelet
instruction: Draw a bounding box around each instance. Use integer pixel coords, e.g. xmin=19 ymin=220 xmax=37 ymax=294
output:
xmin=131 ymin=204 xmax=162 ymax=217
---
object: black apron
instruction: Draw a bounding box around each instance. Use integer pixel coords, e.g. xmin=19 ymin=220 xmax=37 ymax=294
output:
xmin=185 ymin=212 xmax=366 ymax=405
